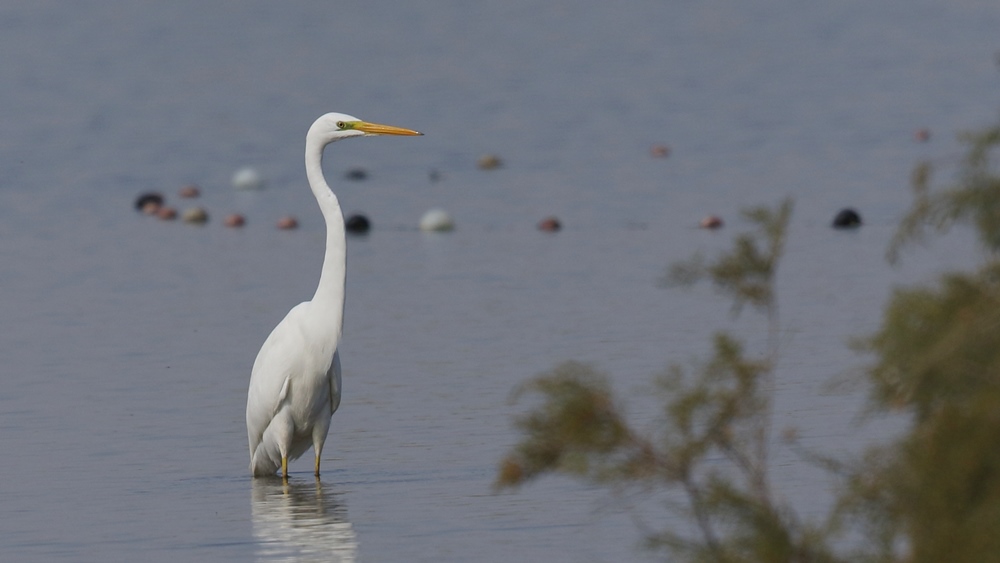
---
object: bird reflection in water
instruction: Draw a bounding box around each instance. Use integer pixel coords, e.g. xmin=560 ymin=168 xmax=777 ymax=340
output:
xmin=251 ymin=477 xmax=358 ymax=562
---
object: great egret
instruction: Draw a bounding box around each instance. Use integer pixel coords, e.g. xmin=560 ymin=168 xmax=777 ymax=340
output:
xmin=246 ymin=113 xmax=422 ymax=478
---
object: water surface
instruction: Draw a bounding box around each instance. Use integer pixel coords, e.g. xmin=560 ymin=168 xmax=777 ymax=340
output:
xmin=1 ymin=2 xmax=998 ymax=561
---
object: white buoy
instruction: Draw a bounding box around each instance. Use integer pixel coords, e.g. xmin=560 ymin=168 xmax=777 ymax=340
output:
xmin=181 ymin=206 xmax=209 ymax=224
xmin=476 ymin=154 xmax=502 ymax=170
xmin=232 ymin=167 xmax=265 ymax=190
xmin=419 ymin=209 xmax=454 ymax=232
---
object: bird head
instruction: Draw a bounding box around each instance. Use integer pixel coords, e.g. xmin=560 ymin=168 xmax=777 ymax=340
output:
xmin=310 ymin=112 xmax=422 ymax=144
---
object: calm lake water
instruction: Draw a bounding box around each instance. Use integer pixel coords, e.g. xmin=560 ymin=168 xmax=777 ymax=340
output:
xmin=1 ymin=2 xmax=998 ymax=561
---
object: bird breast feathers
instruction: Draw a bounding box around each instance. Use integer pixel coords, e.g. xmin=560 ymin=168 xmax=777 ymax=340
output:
xmin=252 ymin=303 xmax=340 ymax=378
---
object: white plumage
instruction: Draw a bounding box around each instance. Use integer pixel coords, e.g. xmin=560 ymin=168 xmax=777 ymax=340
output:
xmin=246 ymin=112 xmax=421 ymax=478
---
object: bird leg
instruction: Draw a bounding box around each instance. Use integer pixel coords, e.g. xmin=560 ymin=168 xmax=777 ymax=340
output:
xmin=281 ymin=456 xmax=289 ymax=480
xmin=314 ymin=454 xmax=321 ymax=477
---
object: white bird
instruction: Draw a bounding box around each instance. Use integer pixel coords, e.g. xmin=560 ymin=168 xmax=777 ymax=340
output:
xmin=247 ymin=113 xmax=422 ymax=479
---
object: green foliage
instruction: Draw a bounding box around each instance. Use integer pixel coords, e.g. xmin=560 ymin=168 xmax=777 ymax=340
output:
xmin=864 ymin=265 xmax=1000 ymax=418
xmin=498 ymin=116 xmax=1000 ymax=562
xmin=496 ymin=361 xmax=639 ymax=485
xmin=667 ymin=199 xmax=793 ymax=317
xmin=497 ymin=199 xmax=829 ymax=561
xmin=841 ymin=118 xmax=1000 ymax=563
xmin=836 ymin=389 xmax=1000 ymax=563
xmin=888 ymin=122 xmax=1000 ymax=262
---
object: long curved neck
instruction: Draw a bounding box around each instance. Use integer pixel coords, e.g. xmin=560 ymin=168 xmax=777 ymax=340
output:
xmin=304 ymin=134 xmax=347 ymax=330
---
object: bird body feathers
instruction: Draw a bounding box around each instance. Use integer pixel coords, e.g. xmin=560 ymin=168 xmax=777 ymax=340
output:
xmin=247 ymin=301 xmax=342 ymax=476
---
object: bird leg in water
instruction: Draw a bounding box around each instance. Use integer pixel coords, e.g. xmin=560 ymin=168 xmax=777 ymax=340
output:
xmin=281 ymin=456 xmax=289 ymax=480
xmin=314 ymin=455 xmax=321 ymax=477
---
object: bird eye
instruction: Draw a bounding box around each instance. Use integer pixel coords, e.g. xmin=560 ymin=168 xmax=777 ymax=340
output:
xmin=336 ymin=121 xmax=347 ymax=129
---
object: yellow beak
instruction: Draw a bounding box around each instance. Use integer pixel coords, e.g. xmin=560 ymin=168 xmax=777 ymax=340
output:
xmin=353 ymin=121 xmax=423 ymax=136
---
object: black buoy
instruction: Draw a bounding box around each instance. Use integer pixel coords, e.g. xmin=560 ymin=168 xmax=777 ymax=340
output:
xmin=345 ymin=168 xmax=368 ymax=181
xmin=832 ymin=208 xmax=862 ymax=229
xmin=345 ymin=213 xmax=371 ymax=234
xmin=134 ymin=192 xmax=164 ymax=213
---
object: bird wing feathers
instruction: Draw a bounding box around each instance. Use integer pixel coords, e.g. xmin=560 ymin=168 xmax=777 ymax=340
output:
xmin=246 ymin=302 xmax=339 ymax=458
xmin=329 ymin=348 xmax=342 ymax=414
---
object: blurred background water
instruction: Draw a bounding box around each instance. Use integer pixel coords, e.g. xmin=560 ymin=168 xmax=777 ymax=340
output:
xmin=0 ymin=1 xmax=998 ymax=561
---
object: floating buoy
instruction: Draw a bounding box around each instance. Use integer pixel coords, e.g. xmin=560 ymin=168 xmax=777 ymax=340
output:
xmin=157 ymin=206 xmax=177 ymax=221
xmin=477 ymin=154 xmax=502 ymax=170
xmin=232 ymin=167 xmax=265 ymax=190
xmin=224 ymin=214 xmax=246 ymax=228
xmin=832 ymin=208 xmax=862 ymax=229
xmin=182 ymin=207 xmax=209 ymax=224
xmin=344 ymin=168 xmax=368 ymax=181
xmin=419 ymin=209 xmax=454 ymax=232
xmin=178 ymin=184 xmax=201 ymax=198
xmin=276 ymin=216 xmax=299 ymax=230
xmin=650 ymin=144 xmax=671 ymax=158
xmin=345 ymin=214 xmax=371 ymax=234
xmin=135 ymin=192 xmax=164 ymax=214
xmin=537 ymin=216 xmax=561 ymax=232
xmin=699 ymin=215 xmax=724 ymax=229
